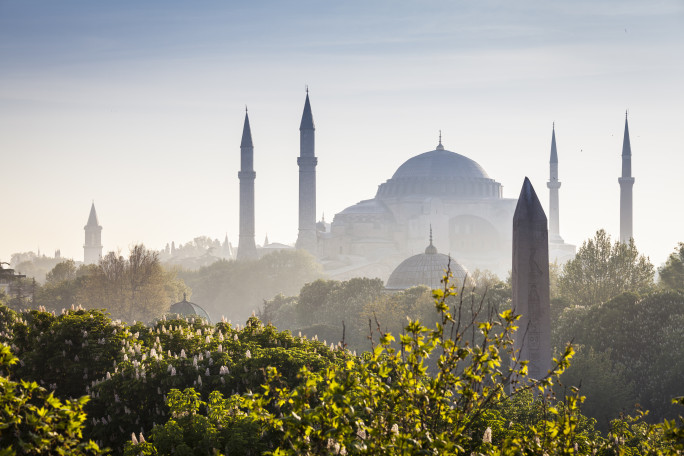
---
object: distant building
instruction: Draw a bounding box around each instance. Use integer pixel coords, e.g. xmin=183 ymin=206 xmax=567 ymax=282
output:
xmin=318 ymin=137 xmax=518 ymax=279
xmin=169 ymin=293 xmax=211 ymax=322
xmin=84 ymin=202 xmax=103 ymax=265
xmin=385 ymin=231 xmax=468 ymax=291
xmin=0 ymin=262 xmax=26 ymax=296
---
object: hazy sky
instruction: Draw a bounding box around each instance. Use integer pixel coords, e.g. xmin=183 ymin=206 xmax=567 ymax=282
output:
xmin=1 ymin=0 xmax=683 ymax=269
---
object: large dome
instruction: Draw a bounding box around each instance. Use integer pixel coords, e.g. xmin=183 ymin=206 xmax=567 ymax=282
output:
xmin=375 ymin=144 xmax=502 ymax=199
xmin=386 ymin=241 xmax=468 ymax=291
xmin=392 ymin=149 xmax=490 ymax=180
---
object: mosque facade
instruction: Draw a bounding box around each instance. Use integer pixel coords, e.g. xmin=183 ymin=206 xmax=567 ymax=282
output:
xmin=318 ymin=138 xmax=520 ymax=279
xmin=234 ymin=93 xmax=577 ymax=281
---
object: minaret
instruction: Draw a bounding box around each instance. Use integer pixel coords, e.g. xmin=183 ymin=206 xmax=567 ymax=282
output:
xmin=237 ymin=109 xmax=258 ymax=260
xmin=547 ymin=123 xmax=563 ymax=242
xmin=619 ymin=111 xmax=634 ymax=243
xmin=296 ymin=88 xmax=318 ymax=254
xmin=84 ymin=202 xmax=103 ymax=265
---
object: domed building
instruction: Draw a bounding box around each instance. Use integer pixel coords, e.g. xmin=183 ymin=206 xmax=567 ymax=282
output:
xmin=169 ymin=294 xmax=211 ymax=322
xmin=385 ymin=232 xmax=468 ymax=291
xmin=318 ymin=139 xmax=518 ymax=280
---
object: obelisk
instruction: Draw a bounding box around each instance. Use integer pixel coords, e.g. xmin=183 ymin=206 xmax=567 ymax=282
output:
xmin=512 ymin=177 xmax=551 ymax=386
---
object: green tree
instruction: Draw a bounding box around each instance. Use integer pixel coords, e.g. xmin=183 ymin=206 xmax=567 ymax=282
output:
xmin=180 ymin=250 xmax=323 ymax=323
xmin=659 ymin=243 xmax=684 ymax=291
xmin=0 ymin=344 xmax=105 ymax=455
xmin=78 ymin=245 xmax=187 ymax=322
xmin=558 ymin=229 xmax=654 ymax=306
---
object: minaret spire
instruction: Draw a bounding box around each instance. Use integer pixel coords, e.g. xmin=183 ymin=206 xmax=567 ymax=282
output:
xmin=547 ymin=123 xmax=562 ymax=242
xmin=619 ymin=111 xmax=634 ymax=243
xmin=84 ymin=202 xmax=103 ymax=265
xmin=296 ymin=89 xmax=318 ymax=254
xmin=237 ymin=110 xmax=258 ymax=260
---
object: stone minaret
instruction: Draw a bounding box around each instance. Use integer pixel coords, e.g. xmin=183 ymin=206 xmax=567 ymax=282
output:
xmin=619 ymin=112 xmax=634 ymax=243
xmin=84 ymin=202 xmax=103 ymax=265
xmin=237 ymin=109 xmax=257 ymax=260
xmin=295 ymin=90 xmax=318 ymax=254
xmin=512 ymin=178 xmax=551 ymax=387
xmin=547 ymin=124 xmax=563 ymax=242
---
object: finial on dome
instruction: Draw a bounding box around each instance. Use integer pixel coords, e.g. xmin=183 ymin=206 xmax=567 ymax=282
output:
xmin=425 ymin=225 xmax=438 ymax=254
xmin=183 ymin=292 xmax=187 ymax=301
xmin=436 ymin=130 xmax=444 ymax=150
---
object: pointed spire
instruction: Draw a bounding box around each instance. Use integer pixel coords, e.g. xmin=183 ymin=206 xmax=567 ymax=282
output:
xmin=264 ymin=233 xmax=269 ymax=246
xmin=550 ymin=123 xmax=558 ymax=164
xmin=241 ymin=110 xmax=253 ymax=148
xmin=622 ymin=110 xmax=631 ymax=158
xmin=86 ymin=202 xmax=99 ymax=227
xmin=436 ymin=130 xmax=444 ymax=150
xmin=300 ymin=90 xmax=315 ymax=131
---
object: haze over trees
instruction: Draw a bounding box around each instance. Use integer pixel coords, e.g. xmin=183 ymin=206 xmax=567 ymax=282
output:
xmin=178 ymin=249 xmax=323 ymax=323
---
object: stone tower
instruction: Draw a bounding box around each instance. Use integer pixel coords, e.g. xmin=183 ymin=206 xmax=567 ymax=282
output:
xmin=547 ymin=124 xmax=562 ymax=243
xmin=84 ymin=202 xmax=103 ymax=265
xmin=512 ymin=178 xmax=551 ymax=386
xmin=237 ymin=109 xmax=258 ymax=260
xmin=619 ymin=112 xmax=634 ymax=243
xmin=295 ymin=90 xmax=318 ymax=254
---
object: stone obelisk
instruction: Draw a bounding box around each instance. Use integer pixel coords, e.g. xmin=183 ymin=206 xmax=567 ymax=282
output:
xmin=512 ymin=177 xmax=551 ymax=385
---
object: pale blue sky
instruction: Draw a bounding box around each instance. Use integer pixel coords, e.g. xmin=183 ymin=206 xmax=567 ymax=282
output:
xmin=1 ymin=0 xmax=683 ymax=268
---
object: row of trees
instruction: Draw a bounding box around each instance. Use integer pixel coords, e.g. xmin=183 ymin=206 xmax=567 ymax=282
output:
xmin=1 ymin=276 xmax=682 ymax=455
xmin=7 ymin=245 xmax=187 ymax=323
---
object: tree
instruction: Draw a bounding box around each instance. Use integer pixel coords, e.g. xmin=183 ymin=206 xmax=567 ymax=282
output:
xmin=0 ymin=344 xmax=104 ymax=455
xmin=179 ymin=250 xmax=323 ymax=323
xmin=553 ymin=290 xmax=684 ymax=422
xmin=558 ymin=229 xmax=654 ymax=306
xmin=659 ymin=243 xmax=684 ymax=291
xmin=77 ymin=245 xmax=187 ymax=322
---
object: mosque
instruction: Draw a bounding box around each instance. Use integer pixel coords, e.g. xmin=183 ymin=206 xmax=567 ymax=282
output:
xmin=83 ymin=95 xmax=643 ymax=291
xmin=231 ymin=92 xmax=579 ymax=284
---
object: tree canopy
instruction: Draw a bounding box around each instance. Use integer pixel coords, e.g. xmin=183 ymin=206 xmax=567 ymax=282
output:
xmin=558 ymin=229 xmax=654 ymax=306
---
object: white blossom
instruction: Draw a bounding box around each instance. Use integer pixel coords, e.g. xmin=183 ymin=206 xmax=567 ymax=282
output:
xmin=245 ymin=350 xmax=251 ymax=359
xmin=483 ymin=427 xmax=492 ymax=444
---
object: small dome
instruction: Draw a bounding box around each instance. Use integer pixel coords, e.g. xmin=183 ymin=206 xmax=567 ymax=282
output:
xmin=392 ymin=149 xmax=490 ymax=180
xmin=169 ymin=294 xmax=211 ymax=322
xmin=386 ymin=243 xmax=468 ymax=291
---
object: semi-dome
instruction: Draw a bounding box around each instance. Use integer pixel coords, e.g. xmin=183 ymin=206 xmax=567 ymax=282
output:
xmin=386 ymin=238 xmax=468 ymax=291
xmin=375 ymin=143 xmax=502 ymax=199
xmin=169 ymin=294 xmax=211 ymax=322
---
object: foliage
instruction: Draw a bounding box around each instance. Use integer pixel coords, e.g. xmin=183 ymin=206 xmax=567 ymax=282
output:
xmin=244 ymin=270 xmax=578 ymax=455
xmin=84 ymin=315 xmax=345 ymax=453
xmin=122 ymin=388 xmax=268 ymax=456
xmin=553 ymin=290 xmax=684 ymax=422
xmin=76 ymin=245 xmax=187 ymax=323
xmin=0 ymin=344 xmax=105 ymax=455
xmin=660 ymin=243 xmax=684 ymax=291
xmin=555 ymin=346 xmax=636 ymax=431
xmin=558 ymin=230 xmax=654 ymax=306
xmin=179 ymin=249 xmax=323 ymax=323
